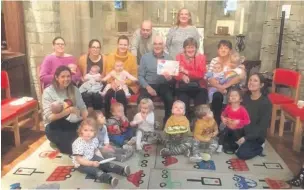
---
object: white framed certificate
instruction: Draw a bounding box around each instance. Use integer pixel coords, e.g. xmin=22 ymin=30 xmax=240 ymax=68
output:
xmin=157 ymin=59 xmax=180 ymax=76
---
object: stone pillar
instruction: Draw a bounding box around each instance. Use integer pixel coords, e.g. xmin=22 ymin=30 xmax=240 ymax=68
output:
xmin=59 ymin=1 xmax=82 ymax=57
xmin=79 ymin=2 xmax=91 ymax=53
xmin=23 ymin=1 xmax=60 ymax=103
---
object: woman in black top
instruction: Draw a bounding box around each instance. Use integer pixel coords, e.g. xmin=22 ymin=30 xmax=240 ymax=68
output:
xmin=78 ymin=39 xmax=106 ymax=114
xmin=233 ymin=73 xmax=272 ymax=160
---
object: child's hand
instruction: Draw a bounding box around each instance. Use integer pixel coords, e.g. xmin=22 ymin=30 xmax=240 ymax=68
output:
xmin=229 ymin=119 xmax=240 ymax=129
xmin=91 ymin=161 xmax=100 ymax=167
xmin=221 ymin=116 xmax=228 ymax=125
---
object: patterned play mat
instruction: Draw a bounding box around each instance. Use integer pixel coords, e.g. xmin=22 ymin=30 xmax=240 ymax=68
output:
xmin=1 ymin=139 xmax=294 ymax=189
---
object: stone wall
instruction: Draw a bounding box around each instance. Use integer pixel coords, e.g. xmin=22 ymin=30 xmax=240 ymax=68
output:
xmin=259 ymin=1 xmax=304 ymax=99
xmin=204 ymin=1 xmax=266 ymax=62
xmin=98 ymin=1 xmax=144 ymax=54
xmin=23 ymin=1 xmax=60 ymax=102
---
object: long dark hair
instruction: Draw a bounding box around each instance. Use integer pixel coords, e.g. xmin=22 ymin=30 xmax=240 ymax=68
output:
xmin=247 ymin=73 xmax=269 ymax=96
xmin=52 ymin=65 xmax=76 ymax=105
xmin=88 ymin=39 xmax=101 ymax=48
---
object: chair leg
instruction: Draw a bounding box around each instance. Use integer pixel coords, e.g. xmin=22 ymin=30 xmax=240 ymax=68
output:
xmin=292 ymin=118 xmax=303 ymax=152
xmin=34 ymin=108 xmax=40 ymax=131
xmin=13 ymin=118 xmax=21 ymax=146
xmin=270 ymin=105 xmax=278 ymax=136
xmin=279 ymin=110 xmax=285 ymax=137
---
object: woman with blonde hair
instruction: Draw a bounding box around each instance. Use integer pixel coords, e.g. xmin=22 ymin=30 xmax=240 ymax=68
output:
xmin=166 ymin=8 xmax=201 ymax=59
xmin=42 ymin=65 xmax=88 ymax=154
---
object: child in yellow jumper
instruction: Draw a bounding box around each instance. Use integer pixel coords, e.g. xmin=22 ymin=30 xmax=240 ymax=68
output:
xmin=190 ymin=104 xmax=219 ymax=162
xmin=160 ymin=100 xmax=192 ymax=157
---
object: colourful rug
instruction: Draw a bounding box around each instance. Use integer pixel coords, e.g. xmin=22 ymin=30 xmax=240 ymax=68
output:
xmin=1 ymin=140 xmax=294 ymax=189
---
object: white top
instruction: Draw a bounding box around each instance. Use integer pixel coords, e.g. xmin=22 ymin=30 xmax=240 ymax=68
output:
xmin=133 ymin=112 xmax=155 ymax=132
xmin=84 ymin=73 xmax=101 ymax=81
xmin=72 ymin=137 xmax=99 ymax=168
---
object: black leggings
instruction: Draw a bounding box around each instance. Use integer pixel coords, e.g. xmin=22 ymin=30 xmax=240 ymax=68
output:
xmin=211 ymin=92 xmax=224 ymax=126
xmin=104 ymin=89 xmax=128 ymax=118
xmin=81 ymin=92 xmax=103 ymax=110
xmin=176 ymin=88 xmax=208 ymax=119
xmin=45 ymin=118 xmax=80 ymax=155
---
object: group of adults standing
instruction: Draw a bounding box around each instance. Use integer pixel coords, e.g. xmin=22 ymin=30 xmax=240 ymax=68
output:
xmin=39 ymin=8 xmax=272 ymax=162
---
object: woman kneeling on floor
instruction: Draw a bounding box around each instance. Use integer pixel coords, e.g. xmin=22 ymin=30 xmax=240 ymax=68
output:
xmin=220 ymin=73 xmax=272 ymax=160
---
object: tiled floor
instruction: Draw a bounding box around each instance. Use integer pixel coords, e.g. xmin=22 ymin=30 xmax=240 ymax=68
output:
xmin=1 ymin=122 xmax=303 ymax=178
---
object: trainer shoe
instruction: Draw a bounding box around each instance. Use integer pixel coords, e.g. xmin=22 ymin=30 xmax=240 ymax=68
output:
xmin=123 ymin=165 xmax=131 ymax=176
xmin=216 ymin=145 xmax=223 ymax=153
xmin=160 ymin=148 xmax=171 ymax=157
xmin=110 ymin=177 xmax=119 ymax=187
xmin=122 ymin=144 xmax=134 ymax=151
xmin=189 ymin=154 xmax=202 ymax=163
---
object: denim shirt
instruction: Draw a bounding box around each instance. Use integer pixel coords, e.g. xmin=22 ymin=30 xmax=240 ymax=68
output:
xmin=97 ymin=125 xmax=110 ymax=148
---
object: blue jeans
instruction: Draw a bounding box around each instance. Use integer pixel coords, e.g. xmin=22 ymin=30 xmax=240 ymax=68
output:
xmin=108 ymin=127 xmax=135 ymax=147
xmin=236 ymin=138 xmax=265 ymax=160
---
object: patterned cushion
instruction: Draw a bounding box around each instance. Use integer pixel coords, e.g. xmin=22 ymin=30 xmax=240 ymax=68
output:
xmin=268 ymin=93 xmax=294 ymax=105
xmin=281 ymin=103 xmax=304 ymax=121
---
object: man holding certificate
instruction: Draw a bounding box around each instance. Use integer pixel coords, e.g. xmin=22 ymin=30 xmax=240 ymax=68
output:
xmin=138 ymin=36 xmax=174 ymax=124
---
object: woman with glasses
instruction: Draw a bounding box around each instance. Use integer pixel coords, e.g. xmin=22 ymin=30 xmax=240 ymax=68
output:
xmin=78 ymin=39 xmax=106 ymax=114
xmin=40 ymin=37 xmax=82 ymax=88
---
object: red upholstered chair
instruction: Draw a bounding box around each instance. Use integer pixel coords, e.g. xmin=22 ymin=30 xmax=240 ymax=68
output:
xmin=268 ymin=68 xmax=301 ymax=136
xmin=279 ymin=103 xmax=304 ymax=152
xmin=1 ymin=71 xmax=40 ymax=146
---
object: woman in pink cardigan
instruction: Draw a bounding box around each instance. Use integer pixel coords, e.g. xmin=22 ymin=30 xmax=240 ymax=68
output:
xmin=39 ymin=37 xmax=82 ymax=88
xmin=175 ymin=37 xmax=208 ymax=119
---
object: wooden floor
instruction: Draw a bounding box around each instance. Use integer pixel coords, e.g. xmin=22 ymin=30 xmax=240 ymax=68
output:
xmin=1 ymin=123 xmax=303 ymax=177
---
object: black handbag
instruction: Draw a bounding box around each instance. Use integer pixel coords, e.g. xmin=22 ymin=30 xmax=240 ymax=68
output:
xmin=177 ymin=80 xmax=200 ymax=91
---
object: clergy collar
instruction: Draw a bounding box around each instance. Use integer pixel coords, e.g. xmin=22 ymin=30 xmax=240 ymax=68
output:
xmin=153 ymin=51 xmax=165 ymax=58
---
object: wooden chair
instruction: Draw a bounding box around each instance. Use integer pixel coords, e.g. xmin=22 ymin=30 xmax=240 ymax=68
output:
xmin=279 ymin=103 xmax=304 ymax=152
xmin=1 ymin=71 xmax=40 ymax=146
xmin=268 ymin=68 xmax=301 ymax=136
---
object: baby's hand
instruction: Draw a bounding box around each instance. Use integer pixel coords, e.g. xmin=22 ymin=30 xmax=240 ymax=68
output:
xmin=112 ymin=125 xmax=121 ymax=134
xmin=130 ymin=121 xmax=137 ymax=126
xmin=91 ymin=161 xmax=100 ymax=167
